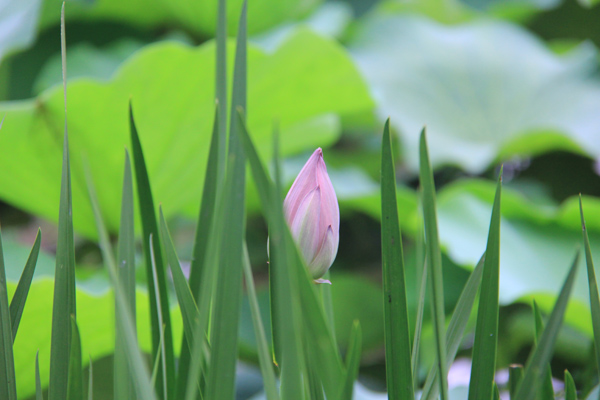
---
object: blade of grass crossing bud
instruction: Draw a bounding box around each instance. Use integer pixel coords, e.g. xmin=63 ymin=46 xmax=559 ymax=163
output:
xmin=205 ymin=4 xmax=247 ymax=397
xmin=533 ymin=301 xmax=555 ymax=400
xmin=565 ymin=370 xmax=577 ymax=400
xmin=50 ymin=6 xmax=76 ymax=398
xmin=129 ymin=103 xmax=175 ymax=399
xmin=514 ymin=252 xmax=580 ymax=400
xmin=508 ymin=365 xmax=523 ymax=399
xmin=468 ymin=170 xmax=502 ymax=400
xmin=114 ymin=151 xmax=136 ymax=400
xmin=237 ymin=111 xmax=310 ymax=398
xmin=0 ymin=229 xmax=17 ymax=400
xmin=36 ymin=351 xmax=43 ymax=400
xmin=493 ymin=383 xmax=500 ymax=400
xmin=9 ymin=229 xmax=41 ymax=340
xmin=242 ymin=244 xmax=280 ymax=400
xmin=85 ymin=157 xmax=157 ymax=400
xmin=177 ymin=106 xmax=220 ymax=399
xmin=419 ymin=128 xmax=448 ymax=400
xmin=421 ymin=254 xmax=485 ymax=400
xmin=579 ymin=196 xmax=600 ymax=374
xmin=336 ymin=321 xmax=362 ymax=400
xmin=67 ymin=316 xmax=83 ymax=400
xmin=381 ymin=119 xmax=414 ymax=399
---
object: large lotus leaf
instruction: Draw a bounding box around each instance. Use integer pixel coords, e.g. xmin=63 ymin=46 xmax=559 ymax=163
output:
xmin=349 ymin=13 xmax=600 ymax=173
xmin=38 ymin=0 xmax=321 ymax=36
xmin=436 ymin=179 xmax=600 ymax=335
xmin=0 ymin=29 xmax=373 ymax=238
xmin=0 ymin=233 xmax=182 ymax=399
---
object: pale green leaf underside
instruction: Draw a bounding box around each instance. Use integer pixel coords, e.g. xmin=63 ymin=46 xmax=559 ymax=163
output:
xmin=350 ymin=13 xmax=600 ymax=172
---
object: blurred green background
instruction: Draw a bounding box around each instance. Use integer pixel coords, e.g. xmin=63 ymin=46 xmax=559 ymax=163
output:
xmin=1 ymin=0 xmax=600 ymax=398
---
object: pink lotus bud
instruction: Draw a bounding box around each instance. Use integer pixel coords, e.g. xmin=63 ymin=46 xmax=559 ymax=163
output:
xmin=284 ymin=148 xmax=339 ymax=281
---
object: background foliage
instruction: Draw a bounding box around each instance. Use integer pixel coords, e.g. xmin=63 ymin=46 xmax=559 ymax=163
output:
xmin=1 ymin=0 xmax=600 ymax=398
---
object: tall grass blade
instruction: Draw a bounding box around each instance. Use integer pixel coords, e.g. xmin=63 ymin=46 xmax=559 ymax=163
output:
xmin=149 ymin=236 xmax=168 ymax=400
xmin=36 ymin=351 xmax=43 ymax=400
xmin=176 ymin=106 xmax=220 ymax=399
xmin=9 ymin=229 xmax=40 ymax=339
xmin=565 ymin=370 xmax=577 ymax=400
xmin=114 ymin=150 xmax=136 ymax=400
xmin=411 ymin=221 xmax=426 ymax=387
xmin=242 ymin=244 xmax=280 ymax=400
xmin=513 ymin=252 xmax=580 ymax=400
xmin=468 ymin=170 xmax=502 ymax=400
xmin=0 ymin=228 xmax=17 ymax=400
xmin=129 ymin=103 xmax=175 ymax=399
xmin=87 ymin=356 xmax=93 ymax=400
xmin=411 ymin=261 xmax=427 ymax=379
xmin=493 ymin=382 xmax=500 ymax=400
xmin=159 ymin=208 xmax=202 ymax=358
xmin=419 ymin=128 xmax=448 ymax=400
xmin=533 ymin=301 xmax=555 ymax=399
xmin=380 ymin=118 xmax=414 ymax=399
xmin=216 ymin=0 xmax=227 ymax=182
xmin=86 ymin=156 xmax=157 ymax=400
xmin=205 ymin=3 xmax=248 ymax=398
xmin=49 ymin=5 xmax=77 ymax=398
xmin=336 ymin=321 xmax=362 ymax=400
xmin=579 ymin=196 xmax=600 ymax=374
xmin=67 ymin=316 xmax=83 ymax=400
xmin=421 ymin=254 xmax=485 ymax=400
xmin=508 ymin=364 xmax=523 ymax=399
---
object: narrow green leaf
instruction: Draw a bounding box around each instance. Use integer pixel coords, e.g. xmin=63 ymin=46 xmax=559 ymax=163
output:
xmin=151 ymin=326 xmax=165 ymax=390
xmin=36 ymin=351 xmax=43 ymax=400
xmin=493 ymin=382 xmax=500 ymax=400
xmin=0 ymin=229 xmax=17 ymax=400
xmin=579 ymin=196 xmax=600 ymax=374
xmin=508 ymin=364 xmax=523 ymax=400
xmin=336 ymin=321 xmax=362 ymax=400
xmin=411 ymin=261 xmax=427 ymax=380
xmin=87 ymin=356 xmax=93 ymax=400
xmin=419 ymin=128 xmax=448 ymax=400
xmin=565 ymin=370 xmax=577 ymax=400
xmin=421 ymin=254 xmax=485 ymax=400
xmin=159 ymin=207 xmax=208 ymax=395
xmin=129 ymin=102 xmax=175 ymax=399
xmin=242 ymin=244 xmax=280 ymax=400
xmin=305 ymin=345 xmax=325 ymax=400
xmin=67 ymin=316 xmax=83 ymax=400
xmin=49 ymin=6 xmax=77 ymax=398
xmin=411 ymin=219 xmax=426 ymax=386
xmin=9 ymin=229 xmax=41 ymax=340
xmin=176 ymin=106 xmax=220 ymax=399
xmin=205 ymin=2 xmax=248 ymax=398
xmin=114 ymin=150 xmax=136 ymax=400
xmin=86 ymin=155 xmax=157 ymax=400
xmin=468 ymin=169 xmax=502 ymax=400
xmin=216 ymin=0 xmax=228 ymax=183
xmin=381 ymin=118 xmax=414 ymax=399
xmin=149 ymin=237 xmax=168 ymax=400
xmin=533 ymin=300 xmax=555 ymax=400
xmin=514 ymin=252 xmax=580 ymax=400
